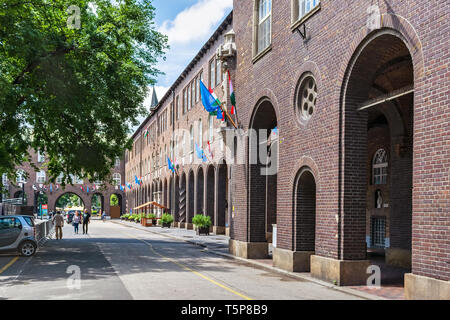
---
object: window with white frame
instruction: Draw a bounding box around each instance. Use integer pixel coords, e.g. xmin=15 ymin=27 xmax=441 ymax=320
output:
xmin=113 ymin=173 xmax=121 ymax=186
xmin=37 ymin=151 xmax=45 ymax=163
xmin=191 ymin=81 xmax=195 ymax=107
xmin=198 ymin=120 xmax=203 ymax=148
xmin=2 ymin=173 xmax=9 ymax=186
xmin=371 ymin=216 xmax=386 ymax=248
xmin=36 ymin=170 xmax=46 ymax=183
xmin=256 ymin=0 xmax=272 ymax=55
xmin=216 ymin=59 xmax=222 ymax=86
xmin=16 ymin=169 xmax=26 ymax=184
xmin=209 ymin=115 xmax=214 ymax=142
xmin=56 ymin=173 xmax=63 ymax=184
xmin=190 ymin=125 xmax=194 ymax=154
xmin=373 ymin=149 xmax=388 ymax=185
xmin=295 ymin=0 xmax=320 ymax=22
xmin=209 ymin=59 xmax=215 ymax=89
xmin=115 ymin=157 xmax=120 ymax=167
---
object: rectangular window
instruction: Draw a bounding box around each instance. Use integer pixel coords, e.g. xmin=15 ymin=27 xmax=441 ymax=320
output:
xmin=257 ymin=0 xmax=272 ymax=54
xmin=371 ymin=216 xmax=386 ymax=248
xmin=192 ymin=80 xmax=196 ymax=106
xmin=196 ymin=74 xmax=200 ymax=102
xmin=56 ymin=173 xmax=63 ymax=184
xmin=176 ymin=96 xmax=180 ymax=120
xmin=209 ymin=115 xmax=214 ymax=142
xmin=209 ymin=59 xmax=215 ymax=89
xmin=216 ymin=59 xmax=221 ymax=86
xmin=37 ymin=151 xmax=45 ymax=163
xmin=297 ymin=0 xmax=320 ymax=21
xmin=183 ymin=89 xmax=187 ymax=114
xmin=36 ymin=170 xmax=46 ymax=184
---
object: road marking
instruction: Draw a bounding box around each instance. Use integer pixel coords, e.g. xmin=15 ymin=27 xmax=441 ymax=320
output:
xmin=0 ymin=257 xmax=19 ymax=275
xmin=122 ymin=231 xmax=252 ymax=300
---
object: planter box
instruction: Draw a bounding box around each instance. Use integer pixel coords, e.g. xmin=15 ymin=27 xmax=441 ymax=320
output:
xmin=162 ymin=222 xmax=171 ymax=228
xmin=141 ymin=218 xmax=153 ymax=227
xmin=196 ymin=226 xmax=210 ymax=236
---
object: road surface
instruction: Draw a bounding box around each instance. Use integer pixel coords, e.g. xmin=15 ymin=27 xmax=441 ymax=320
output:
xmin=0 ymin=220 xmax=362 ymax=300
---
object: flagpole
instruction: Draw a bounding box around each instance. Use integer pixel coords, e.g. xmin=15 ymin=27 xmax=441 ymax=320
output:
xmin=220 ymin=104 xmax=237 ymax=129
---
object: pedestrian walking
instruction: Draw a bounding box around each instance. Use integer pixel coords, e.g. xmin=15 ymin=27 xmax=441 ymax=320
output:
xmin=101 ymin=210 xmax=107 ymax=222
xmin=82 ymin=209 xmax=91 ymax=234
xmin=73 ymin=211 xmax=81 ymax=234
xmin=52 ymin=211 xmax=64 ymax=240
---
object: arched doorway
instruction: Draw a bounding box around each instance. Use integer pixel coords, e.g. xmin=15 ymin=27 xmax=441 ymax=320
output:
xmin=187 ymin=170 xmax=194 ymax=229
xmin=206 ymin=165 xmax=215 ymax=227
xmin=342 ymin=31 xmax=413 ymax=286
xmin=216 ymin=161 xmax=228 ymax=235
xmin=196 ymin=167 xmax=204 ymax=216
xmin=248 ymin=98 xmax=278 ymax=258
xmin=55 ymin=192 xmax=84 ymax=218
xmin=179 ymin=173 xmax=186 ymax=226
xmin=91 ymin=193 xmax=104 ymax=215
xmin=109 ymin=193 xmax=122 ymax=218
xmin=293 ymin=168 xmax=316 ymax=272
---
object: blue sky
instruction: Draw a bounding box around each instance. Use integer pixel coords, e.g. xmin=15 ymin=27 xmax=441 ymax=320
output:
xmin=142 ymin=0 xmax=233 ymax=111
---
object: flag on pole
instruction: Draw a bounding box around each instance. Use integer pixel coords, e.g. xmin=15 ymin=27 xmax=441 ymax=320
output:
xmin=228 ymin=70 xmax=236 ymax=115
xmin=135 ymin=175 xmax=140 ymax=186
xmin=86 ymin=186 xmax=90 ymax=193
xmin=200 ymin=80 xmax=221 ymax=113
xmin=195 ymin=143 xmax=208 ymax=162
xmin=167 ymin=157 xmax=175 ymax=173
xmin=49 ymin=184 xmax=53 ymax=193
xmin=80 ymin=186 xmax=84 ymax=192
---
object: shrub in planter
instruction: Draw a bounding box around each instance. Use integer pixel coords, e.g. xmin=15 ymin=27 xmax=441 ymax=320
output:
xmin=192 ymin=214 xmax=211 ymax=235
xmin=160 ymin=213 xmax=174 ymax=228
xmin=147 ymin=213 xmax=157 ymax=225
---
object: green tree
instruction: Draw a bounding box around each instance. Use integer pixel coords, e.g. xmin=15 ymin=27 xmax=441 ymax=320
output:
xmin=0 ymin=0 xmax=168 ymax=188
xmin=110 ymin=194 xmax=118 ymax=206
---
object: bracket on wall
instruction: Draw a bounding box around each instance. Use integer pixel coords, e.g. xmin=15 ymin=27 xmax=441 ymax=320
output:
xmin=296 ymin=24 xmax=307 ymax=40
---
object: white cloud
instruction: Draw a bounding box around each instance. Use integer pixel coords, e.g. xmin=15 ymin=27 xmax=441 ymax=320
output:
xmin=159 ymin=0 xmax=233 ymax=45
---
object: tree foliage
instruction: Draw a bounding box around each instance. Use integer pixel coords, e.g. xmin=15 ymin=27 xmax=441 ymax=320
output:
xmin=0 ymin=0 xmax=168 ymax=187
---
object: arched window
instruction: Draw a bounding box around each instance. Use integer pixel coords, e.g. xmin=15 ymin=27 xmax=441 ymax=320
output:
xmin=209 ymin=115 xmax=214 ymax=142
xmin=16 ymin=169 xmax=26 ymax=184
xmin=190 ymin=125 xmax=194 ymax=154
xmin=113 ymin=173 xmax=121 ymax=186
xmin=198 ymin=119 xmax=203 ymax=148
xmin=372 ymin=148 xmax=388 ymax=185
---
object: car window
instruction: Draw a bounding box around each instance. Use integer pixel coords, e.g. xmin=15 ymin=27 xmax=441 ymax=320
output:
xmin=23 ymin=217 xmax=35 ymax=227
xmin=0 ymin=218 xmax=21 ymax=229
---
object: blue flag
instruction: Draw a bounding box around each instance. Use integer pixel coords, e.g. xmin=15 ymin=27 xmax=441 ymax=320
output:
xmin=195 ymin=143 xmax=208 ymax=162
xmin=167 ymin=157 xmax=175 ymax=172
xmin=135 ymin=175 xmax=140 ymax=185
xmin=217 ymin=107 xmax=223 ymax=120
xmin=200 ymin=80 xmax=220 ymax=113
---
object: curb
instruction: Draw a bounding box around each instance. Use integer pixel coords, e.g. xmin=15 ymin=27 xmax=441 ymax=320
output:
xmin=112 ymin=220 xmax=385 ymax=300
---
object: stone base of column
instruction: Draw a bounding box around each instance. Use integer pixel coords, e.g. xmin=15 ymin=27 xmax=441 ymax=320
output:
xmin=229 ymin=239 xmax=268 ymax=259
xmin=310 ymin=255 xmax=370 ymax=286
xmin=386 ymin=248 xmax=411 ymax=268
xmin=173 ymin=222 xmax=179 ymax=228
xmin=179 ymin=222 xmax=185 ymax=228
xmin=186 ymin=223 xmax=193 ymax=230
xmin=225 ymin=227 xmax=230 ymax=237
xmin=273 ymin=247 xmax=314 ymax=272
xmin=213 ymin=226 xmax=226 ymax=235
xmin=405 ymin=273 xmax=450 ymax=300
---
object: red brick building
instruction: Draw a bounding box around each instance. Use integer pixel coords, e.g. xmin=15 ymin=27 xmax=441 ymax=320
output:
xmin=230 ymin=0 xmax=448 ymax=299
xmin=126 ymin=1 xmax=448 ymax=299
xmin=2 ymin=149 xmax=125 ymax=217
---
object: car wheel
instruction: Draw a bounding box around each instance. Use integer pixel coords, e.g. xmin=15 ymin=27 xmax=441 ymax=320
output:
xmin=19 ymin=241 xmax=37 ymax=257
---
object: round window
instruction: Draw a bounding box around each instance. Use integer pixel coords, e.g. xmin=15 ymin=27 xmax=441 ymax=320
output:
xmin=297 ymin=74 xmax=317 ymax=123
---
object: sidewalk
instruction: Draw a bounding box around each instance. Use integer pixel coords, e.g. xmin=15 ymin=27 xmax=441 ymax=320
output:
xmin=113 ymin=219 xmax=391 ymax=300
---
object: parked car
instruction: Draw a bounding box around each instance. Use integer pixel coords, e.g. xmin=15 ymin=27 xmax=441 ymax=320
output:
xmin=0 ymin=215 xmax=38 ymax=256
xmin=66 ymin=211 xmax=76 ymax=223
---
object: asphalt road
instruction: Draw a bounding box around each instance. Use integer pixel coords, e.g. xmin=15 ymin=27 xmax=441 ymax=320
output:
xmin=0 ymin=221 xmax=362 ymax=300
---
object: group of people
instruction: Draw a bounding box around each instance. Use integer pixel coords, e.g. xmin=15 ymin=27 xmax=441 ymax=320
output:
xmin=72 ymin=210 xmax=91 ymax=235
xmin=52 ymin=209 xmax=107 ymax=239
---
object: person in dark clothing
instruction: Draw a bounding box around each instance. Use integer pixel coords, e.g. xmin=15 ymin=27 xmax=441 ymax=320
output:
xmin=82 ymin=209 xmax=91 ymax=234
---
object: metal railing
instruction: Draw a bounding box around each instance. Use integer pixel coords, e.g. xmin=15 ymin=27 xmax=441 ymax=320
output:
xmin=35 ymin=219 xmax=54 ymax=245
